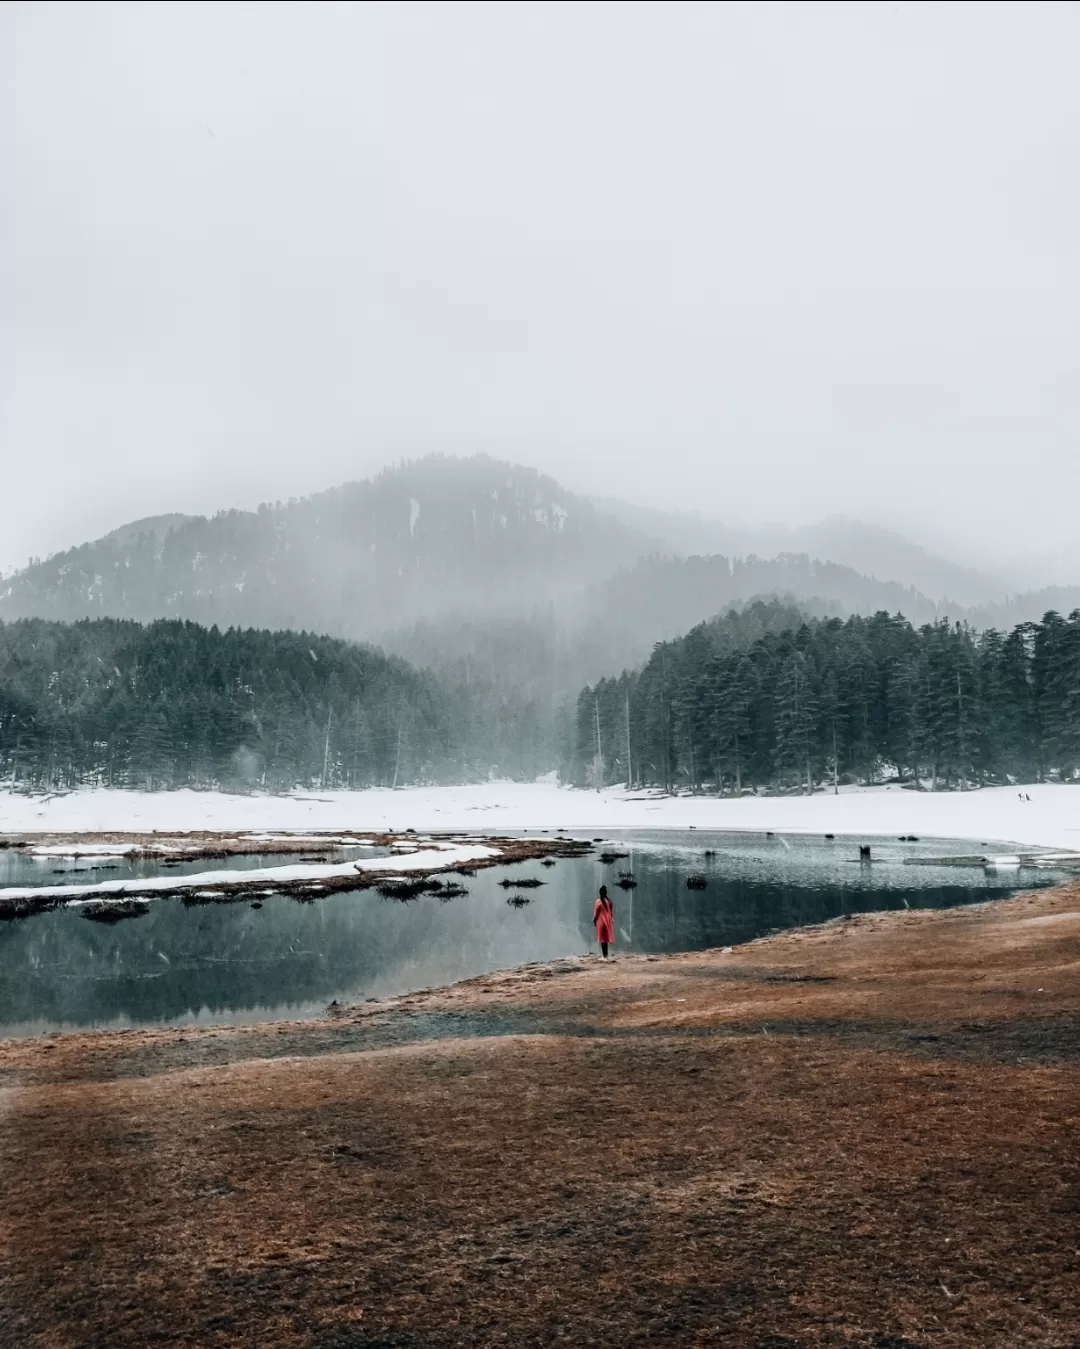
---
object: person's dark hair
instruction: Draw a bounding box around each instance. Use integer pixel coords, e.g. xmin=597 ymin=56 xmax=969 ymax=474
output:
xmin=598 ymin=884 xmax=608 ymax=900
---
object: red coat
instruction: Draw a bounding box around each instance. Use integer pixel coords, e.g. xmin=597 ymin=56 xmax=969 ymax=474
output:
xmin=593 ymin=896 xmax=614 ymax=945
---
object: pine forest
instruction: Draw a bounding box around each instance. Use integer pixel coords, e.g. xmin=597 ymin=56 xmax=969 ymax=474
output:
xmin=4 ymin=602 xmax=1080 ymax=794
xmin=0 ymin=619 xmax=458 ymax=791
xmin=572 ymin=602 xmax=1080 ymax=794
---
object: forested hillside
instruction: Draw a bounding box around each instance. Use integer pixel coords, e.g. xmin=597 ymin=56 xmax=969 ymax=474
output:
xmin=7 ymin=455 xmax=1078 ymax=750
xmin=0 ymin=457 xmax=650 ymax=634
xmin=0 ymin=619 xmax=468 ymax=791
xmin=572 ymin=604 xmax=1080 ymax=793
xmin=7 ymin=601 xmax=1080 ymax=796
xmin=590 ymin=503 xmax=1013 ymax=607
xmin=6 ymin=457 xmax=1079 ymax=797
xmin=9 ymin=453 xmax=1075 ymax=665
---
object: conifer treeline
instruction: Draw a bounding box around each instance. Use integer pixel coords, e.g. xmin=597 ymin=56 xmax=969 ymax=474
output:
xmin=0 ymin=619 xmax=461 ymax=790
xmin=572 ymin=602 xmax=1080 ymax=792
xmin=7 ymin=604 xmax=1080 ymax=795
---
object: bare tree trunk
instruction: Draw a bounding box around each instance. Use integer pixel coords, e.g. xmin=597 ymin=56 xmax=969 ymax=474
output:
xmin=624 ymin=690 xmax=632 ymax=789
xmin=321 ymin=708 xmax=333 ymax=789
xmin=957 ymin=671 xmax=966 ymax=791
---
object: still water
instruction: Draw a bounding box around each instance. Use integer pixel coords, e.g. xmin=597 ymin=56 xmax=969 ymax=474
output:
xmin=0 ymin=831 xmax=1065 ymax=1036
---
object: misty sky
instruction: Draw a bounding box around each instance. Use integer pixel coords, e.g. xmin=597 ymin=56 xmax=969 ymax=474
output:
xmin=3 ymin=1 xmax=1079 ymax=576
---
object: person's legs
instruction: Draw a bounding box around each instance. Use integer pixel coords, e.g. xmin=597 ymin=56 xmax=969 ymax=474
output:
xmin=601 ymin=941 xmax=609 ymax=958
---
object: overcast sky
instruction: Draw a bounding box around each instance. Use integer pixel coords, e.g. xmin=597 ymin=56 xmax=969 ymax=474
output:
xmin=3 ymin=1 xmax=1079 ymax=575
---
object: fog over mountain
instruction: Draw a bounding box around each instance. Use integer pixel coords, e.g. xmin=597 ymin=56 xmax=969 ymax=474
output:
xmin=5 ymin=456 xmax=1078 ymax=700
xmin=589 ymin=500 xmax=1019 ymax=609
xmin=4 ymin=4 xmax=1080 ymax=579
xmin=0 ymin=458 xmax=649 ymax=634
xmin=3 ymin=4 xmax=1079 ymax=793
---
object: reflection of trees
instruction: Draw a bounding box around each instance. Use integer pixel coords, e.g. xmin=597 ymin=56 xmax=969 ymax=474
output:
xmin=0 ymin=853 xmax=1054 ymax=1030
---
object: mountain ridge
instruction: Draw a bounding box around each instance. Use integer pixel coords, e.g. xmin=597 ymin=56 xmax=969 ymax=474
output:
xmin=0 ymin=456 xmax=651 ymax=635
xmin=4 ymin=457 xmax=1077 ymax=661
xmin=588 ymin=497 xmax=1019 ymax=607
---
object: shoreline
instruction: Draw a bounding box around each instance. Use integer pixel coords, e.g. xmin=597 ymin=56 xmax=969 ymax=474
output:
xmin=3 ymin=875 xmax=1078 ymax=1054
xmin=1 ymin=859 xmax=1075 ymax=1041
xmin=1 ymin=881 xmax=1076 ymax=1345
xmin=2 ymin=874 xmax=1078 ymax=1052
xmin=3 ymin=882 xmax=1078 ymax=1345
xmin=0 ymin=831 xmax=590 ymax=919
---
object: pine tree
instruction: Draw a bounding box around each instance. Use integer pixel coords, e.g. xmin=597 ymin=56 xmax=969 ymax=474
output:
xmin=843 ymin=639 xmax=878 ymax=785
xmin=1034 ymin=611 xmax=1071 ymax=777
xmin=999 ymin=623 xmax=1039 ymax=781
xmin=775 ymin=652 xmax=819 ymax=794
xmin=720 ymin=655 xmax=758 ymax=794
xmin=883 ymin=655 xmax=918 ymax=783
xmin=819 ymin=665 xmax=847 ymax=794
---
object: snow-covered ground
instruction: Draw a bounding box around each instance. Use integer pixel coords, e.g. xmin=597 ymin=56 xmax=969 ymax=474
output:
xmin=1 ymin=782 xmax=1078 ymax=851
xmin=0 ymin=841 xmax=500 ymax=905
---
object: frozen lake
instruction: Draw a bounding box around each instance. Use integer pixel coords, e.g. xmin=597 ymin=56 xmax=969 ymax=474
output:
xmin=0 ymin=830 xmax=1067 ymax=1037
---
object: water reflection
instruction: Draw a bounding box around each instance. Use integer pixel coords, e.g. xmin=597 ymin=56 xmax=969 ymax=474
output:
xmin=0 ymin=831 xmax=1065 ymax=1036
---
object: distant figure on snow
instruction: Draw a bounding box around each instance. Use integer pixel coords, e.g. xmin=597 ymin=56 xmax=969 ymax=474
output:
xmin=593 ymin=884 xmax=615 ymax=958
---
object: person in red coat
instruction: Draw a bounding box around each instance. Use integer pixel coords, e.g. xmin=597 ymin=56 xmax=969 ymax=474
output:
xmin=593 ymin=884 xmax=615 ymax=958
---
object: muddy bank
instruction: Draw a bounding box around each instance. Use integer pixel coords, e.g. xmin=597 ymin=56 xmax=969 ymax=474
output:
xmin=0 ymin=831 xmax=591 ymax=919
xmin=0 ymin=828 xmax=588 ymax=860
xmin=1 ymin=883 xmax=1077 ymax=1347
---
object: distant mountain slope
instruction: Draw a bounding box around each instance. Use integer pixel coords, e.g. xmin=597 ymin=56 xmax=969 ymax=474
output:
xmin=0 ymin=456 xmax=654 ymax=636
xmin=9 ymin=457 xmax=1077 ymax=787
xmin=100 ymin=514 xmax=197 ymax=548
xmin=6 ymin=457 xmax=1073 ymax=686
xmin=379 ymin=552 xmax=942 ymax=709
xmin=783 ymin=518 xmax=1002 ymax=607
xmin=579 ymin=551 xmax=938 ymax=636
xmin=589 ymin=498 xmax=1009 ymax=607
xmin=556 ymin=553 xmax=939 ymax=685
xmin=966 ymin=587 xmax=1080 ymax=631
xmin=568 ymin=554 xmax=1080 ymax=684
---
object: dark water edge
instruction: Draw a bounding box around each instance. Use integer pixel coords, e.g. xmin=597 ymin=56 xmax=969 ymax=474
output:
xmin=0 ymin=831 xmax=1066 ymax=1037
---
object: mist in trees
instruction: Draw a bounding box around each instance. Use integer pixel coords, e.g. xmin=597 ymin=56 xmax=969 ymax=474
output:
xmin=571 ymin=603 xmax=1080 ymax=794
xmin=0 ymin=619 xmax=469 ymax=792
xmin=5 ymin=599 xmax=1079 ymax=796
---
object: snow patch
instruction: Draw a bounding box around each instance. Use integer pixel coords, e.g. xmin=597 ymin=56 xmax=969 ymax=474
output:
xmin=30 ymin=843 xmax=142 ymax=857
xmin=0 ymin=843 xmax=500 ymax=905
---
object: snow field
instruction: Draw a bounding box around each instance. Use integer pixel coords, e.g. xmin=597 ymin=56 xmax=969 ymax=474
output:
xmin=1 ymin=781 xmax=1077 ymax=851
